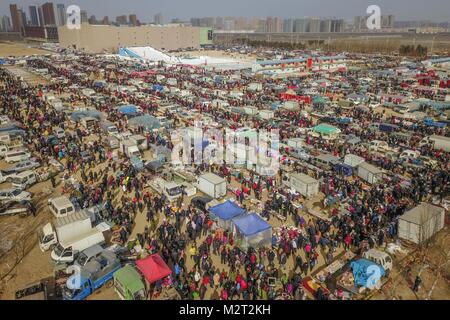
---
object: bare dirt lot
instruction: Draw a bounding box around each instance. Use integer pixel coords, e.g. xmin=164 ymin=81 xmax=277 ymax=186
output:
xmin=0 ymin=42 xmax=49 ymax=58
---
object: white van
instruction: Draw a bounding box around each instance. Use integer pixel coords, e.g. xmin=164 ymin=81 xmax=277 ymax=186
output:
xmin=53 ymin=127 xmax=65 ymax=139
xmin=399 ymin=149 xmax=420 ymax=160
xmin=0 ymin=145 xmax=25 ymax=158
xmin=4 ymin=150 xmax=31 ymax=163
xmin=0 ymin=133 xmax=23 ymax=145
xmin=50 ymin=229 xmax=105 ymax=263
xmin=48 ymin=196 xmax=76 ymax=218
xmin=12 ymin=170 xmax=37 ymax=190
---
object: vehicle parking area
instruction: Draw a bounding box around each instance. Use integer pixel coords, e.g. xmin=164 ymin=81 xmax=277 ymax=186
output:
xmin=0 ymin=45 xmax=449 ymax=300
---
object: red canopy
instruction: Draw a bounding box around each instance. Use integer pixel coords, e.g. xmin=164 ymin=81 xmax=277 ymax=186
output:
xmin=136 ymin=254 xmax=172 ymax=284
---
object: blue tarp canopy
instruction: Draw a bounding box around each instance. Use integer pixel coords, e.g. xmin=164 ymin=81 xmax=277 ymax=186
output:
xmin=271 ymin=102 xmax=281 ymax=110
xmin=118 ymin=104 xmax=139 ymax=115
xmin=231 ymin=213 xmax=272 ymax=236
xmin=70 ymin=110 xmax=102 ymax=122
xmin=350 ymin=258 xmax=385 ymax=289
xmin=335 ymin=163 xmax=353 ymax=176
xmin=153 ymin=85 xmax=164 ymax=92
xmin=93 ymin=80 xmax=106 ymax=88
xmin=128 ymin=115 xmax=161 ymax=131
xmin=424 ymin=118 xmax=446 ymax=128
xmin=118 ymin=47 xmax=142 ymax=59
xmin=209 ymin=200 xmax=245 ymax=221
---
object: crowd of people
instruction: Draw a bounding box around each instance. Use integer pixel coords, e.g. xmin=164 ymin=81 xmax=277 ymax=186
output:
xmin=0 ymin=50 xmax=448 ymax=300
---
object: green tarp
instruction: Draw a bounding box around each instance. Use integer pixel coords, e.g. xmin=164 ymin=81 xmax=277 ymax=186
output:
xmin=313 ymin=123 xmax=339 ymax=135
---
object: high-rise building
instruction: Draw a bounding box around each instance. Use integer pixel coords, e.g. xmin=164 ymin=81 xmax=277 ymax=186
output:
xmin=223 ymin=18 xmax=235 ymax=31
xmin=381 ymin=15 xmax=395 ymax=28
xmin=200 ymin=17 xmax=214 ymax=28
xmin=190 ymin=18 xmax=200 ymax=27
xmin=331 ymin=19 xmax=345 ymax=32
xmin=9 ymin=4 xmax=22 ymax=32
xmin=20 ymin=10 xmax=28 ymax=26
xmin=266 ymin=17 xmax=274 ymax=33
xmin=215 ymin=17 xmax=224 ymax=29
xmin=1 ymin=15 xmax=12 ymax=32
xmin=248 ymin=17 xmax=259 ymax=31
xmin=283 ymin=19 xmax=293 ymax=33
xmin=116 ymin=15 xmax=127 ymax=25
xmin=56 ymin=4 xmax=66 ymax=26
xmin=235 ymin=17 xmax=248 ymax=30
xmin=320 ymin=19 xmax=332 ymax=33
xmin=309 ymin=17 xmax=321 ymax=32
xmin=88 ymin=15 xmax=97 ymax=24
xmin=42 ymin=2 xmax=56 ymax=25
xmin=154 ymin=13 xmax=163 ymax=25
xmin=293 ymin=18 xmax=307 ymax=32
xmin=257 ymin=19 xmax=266 ymax=32
xmin=273 ymin=17 xmax=283 ymax=33
xmin=38 ymin=6 xmax=44 ymax=26
xmin=129 ymin=14 xmax=137 ymax=26
xmin=80 ymin=10 xmax=88 ymax=23
xmin=102 ymin=16 xmax=110 ymax=25
xmin=29 ymin=6 xmax=39 ymax=26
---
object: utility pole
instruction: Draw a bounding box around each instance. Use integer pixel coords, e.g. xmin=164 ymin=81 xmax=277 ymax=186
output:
xmin=430 ymin=36 xmax=435 ymax=55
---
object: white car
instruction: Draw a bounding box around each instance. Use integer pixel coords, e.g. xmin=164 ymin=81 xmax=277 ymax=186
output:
xmin=10 ymin=160 xmax=40 ymax=173
xmin=0 ymin=188 xmax=32 ymax=203
xmin=0 ymin=116 xmax=10 ymax=125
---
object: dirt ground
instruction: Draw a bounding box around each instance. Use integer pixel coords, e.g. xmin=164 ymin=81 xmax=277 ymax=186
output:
xmin=0 ymin=117 xmax=448 ymax=300
xmin=370 ymin=231 xmax=450 ymax=300
xmin=0 ymin=48 xmax=448 ymax=300
xmin=0 ymin=42 xmax=49 ymax=58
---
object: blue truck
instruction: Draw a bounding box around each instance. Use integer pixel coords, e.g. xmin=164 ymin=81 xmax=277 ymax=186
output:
xmin=63 ymin=250 xmax=121 ymax=300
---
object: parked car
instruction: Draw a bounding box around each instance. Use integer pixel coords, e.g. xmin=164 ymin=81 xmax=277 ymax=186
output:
xmin=8 ymin=159 xmax=40 ymax=173
xmin=191 ymin=195 xmax=213 ymax=212
xmin=0 ymin=188 xmax=32 ymax=203
xmin=4 ymin=150 xmax=31 ymax=163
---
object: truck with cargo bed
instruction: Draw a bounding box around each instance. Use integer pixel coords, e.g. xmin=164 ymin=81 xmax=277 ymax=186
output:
xmin=62 ymin=251 xmax=121 ymax=300
xmin=195 ymin=173 xmax=227 ymax=199
xmin=419 ymin=135 xmax=450 ymax=152
xmin=147 ymin=177 xmax=183 ymax=202
xmin=38 ymin=211 xmax=93 ymax=251
xmin=50 ymin=225 xmax=110 ymax=264
xmin=100 ymin=121 xmax=119 ymax=135
xmin=119 ymin=140 xmax=141 ymax=159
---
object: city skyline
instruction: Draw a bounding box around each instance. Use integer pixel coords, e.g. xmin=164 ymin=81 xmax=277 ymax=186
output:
xmin=1 ymin=0 xmax=450 ymax=24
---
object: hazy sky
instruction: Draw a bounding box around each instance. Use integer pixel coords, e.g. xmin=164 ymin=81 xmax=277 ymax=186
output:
xmin=1 ymin=0 xmax=450 ymax=23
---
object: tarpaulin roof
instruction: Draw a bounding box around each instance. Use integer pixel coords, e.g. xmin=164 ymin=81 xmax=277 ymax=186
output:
xmin=117 ymin=104 xmax=139 ymax=115
xmin=313 ymin=123 xmax=340 ymax=135
xmin=209 ymin=200 xmax=245 ymax=221
xmin=128 ymin=115 xmax=161 ymax=130
xmin=232 ymin=213 xmax=272 ymax=236
xmin=153 ymin=84 xmax=164 ymax=92
xmin=70 ymin=110 xmax=103 ymax=122
xmin=350 ymin=258 xmax=385 ymax=289
xmin=136 ymin=254 xmax=172 ymax=284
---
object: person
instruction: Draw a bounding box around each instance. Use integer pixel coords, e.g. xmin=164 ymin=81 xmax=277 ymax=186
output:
xmin=413 ymin=275 xmax=422 ymax=292
xmin=50 ymin=175 xmax=56 ymax=188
